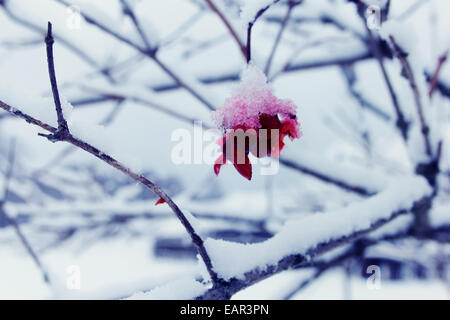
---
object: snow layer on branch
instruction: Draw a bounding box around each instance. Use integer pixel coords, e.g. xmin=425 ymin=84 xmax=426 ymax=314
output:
xmin=125 ymin=277 xmax=208 ymax=300
xmin=429 ymin=203 xmax=450 ymax=228
xmin=204 ymin=176 xmax=432 ymax=280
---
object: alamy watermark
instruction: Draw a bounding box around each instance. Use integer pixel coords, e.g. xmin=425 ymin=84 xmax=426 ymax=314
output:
xmin=171 ymin=121 xmax=280 ymax=176
xmin=365 ymin=5 xmax=381 ymax=30
xmin=66 ymin=265 xmax=81 ymax=290
xmin=366 ymin=265 xmax=381 ymax=290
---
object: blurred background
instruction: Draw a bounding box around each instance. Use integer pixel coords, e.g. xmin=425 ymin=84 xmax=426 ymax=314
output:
xmin=0 ymin=0 xmax=449 ymax=299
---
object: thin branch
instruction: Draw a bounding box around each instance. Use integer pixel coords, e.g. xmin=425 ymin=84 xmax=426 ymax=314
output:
xmin=264 ymin=1 xmax=298 ymax=75
xmin=425 ymin=73 xmax=450 ymax=98
xmin=120 ymin=0 xmax=153 ymax=51
xmin=1 ymin=139 xmax=15 ymax=201
xmin=78 ymin=85 xmax=211 ymax=126
xmin=0 ymin=37 xmax=42 ymax=49
xmin=355 ymin=3 xmax=409 ymax=140
xmin=284 ymin=245 xmax=356 ymax=299
xmin=0 ymin=139 xmax=51 ymax=284
xmin=340 ymin=64 xmax=392 ymax=121
xmin=0 ymin=3 xmax=102 ymax=74
xmin=429 ymin=50 xmax=448 ymax=98
xmin=147 ymin=50 xmax=373 ymax=92
xmin=265 ymin=12 xmax=366 ymax=42
xmin=246 ymin=0 xmax=281 ymax=63
xmin=54 ymin=0 xmax=215 ymax=111
xmin=197 ymin=196 xmax=430 ymax=299
xmin=279 ymin=158 xmax=372 ymax=196
xmin=45 ymin=22 xmax=68 ymax=135
xmin=0 ymin=22 xmax=219 ymax=284
xmin=160 ymin=10 xmax=204 ymax=47
xmin=246 ymin=23 xmax=253 ymax=63
xmin=389 ymin=36 xmax=433 ymax=157
xmin=204 ymin=0 xmax=246 ymax=59
xmin=151 ymin=55 xmax=215 ymax=110
xmin=397 ymin=0 xmax=429 ymax=20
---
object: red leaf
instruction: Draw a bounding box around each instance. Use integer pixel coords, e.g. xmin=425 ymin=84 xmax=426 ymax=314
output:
xmin=233 ymin=155 xmax=252 ymax=180
xmin=259 ymin=114 xmax=282 ymax=130
xmin=214 ymin=163 xmax=222 ymax=176
xmin=214 ymin=155 xmax=226 ymax=176
xmin=155 ymin=198 xmax=166 ymax=206
xmin=281 ymin=118 xmax=300 ymax=139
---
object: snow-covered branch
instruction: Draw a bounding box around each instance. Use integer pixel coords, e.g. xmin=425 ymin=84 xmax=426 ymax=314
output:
xmin=197 ymin=177 xmax=432 ymax=299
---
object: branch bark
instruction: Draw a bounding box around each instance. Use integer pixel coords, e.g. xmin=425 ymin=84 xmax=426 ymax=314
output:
xmin=204 ymin=0 xmax=246 ymax=60
xmin=45 ymin=22 xmax=69 ymax=135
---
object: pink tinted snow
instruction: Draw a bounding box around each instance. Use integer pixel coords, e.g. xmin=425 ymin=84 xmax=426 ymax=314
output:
xmin=212 ymin=65 xmax=298 ymax=130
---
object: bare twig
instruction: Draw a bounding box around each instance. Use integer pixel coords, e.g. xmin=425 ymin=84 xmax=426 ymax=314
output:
xmin=425 ymin=72 xmax=450 ymax=99
xmin=265 ymin=1 xmax=298 ymax=74
xmin=340 ymin=64 xmax=392 ymax=121
xmin=204 ymin=0 xmax=246 ymax=59
xmin=54 ymin=0 xmax=215 ymax=111
xmin=429 ymin=50 xmax=448 ymax=98
xmin=45 ymin=22 xmax=68 ymax=135
xmin=43 ymin=82 xmax=373 ymax=197
xmin=0 ymin=23 xmax=219 ymax=284
xmin=246 ymin=0 xmax=281 ymax=63
xmin=284 ymin=245 xmax=357 ymax=299
xmin=77 ymin=85 xmax=209 ymax=126
xmin=389 ymin=36 xmax=433 ymax=157
xmin=0 ymin=139 xmax=51 ymax=284
xmin=120 ymin=0 xmax=153 ymax=51
xmin=397 ymin=0 xmax=429 ymax=20
xmin=355 ymin=3 xmax=409 ymax=140
xmin=134 ymin=50 xmax=373 ymax=92
xmin=0 ymin=3 xmax=113 ymax=81
xmin=160 ymin=10 xmax=204 ymax=47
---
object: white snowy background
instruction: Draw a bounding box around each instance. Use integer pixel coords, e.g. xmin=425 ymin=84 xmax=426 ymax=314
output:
xmin=0 ymin=0 xmax=449 ymax=299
